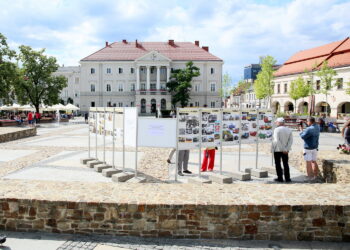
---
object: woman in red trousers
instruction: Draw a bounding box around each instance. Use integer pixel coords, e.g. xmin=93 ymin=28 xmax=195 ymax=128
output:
xmin=201 ymin=147 xmax=216 ymax=172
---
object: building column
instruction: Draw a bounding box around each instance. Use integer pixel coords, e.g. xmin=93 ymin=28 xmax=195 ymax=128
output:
xmin=146 ymin=66 xmax=150 ymax=90
xmin=166 ymin=66 xmax=170 ymax=82
xmin=136 ymin=66 xmax=140 ymax=90
xmin=156 ymin=66 xmax=160 ymax=90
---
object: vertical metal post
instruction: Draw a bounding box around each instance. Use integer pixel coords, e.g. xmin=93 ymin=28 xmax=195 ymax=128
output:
xmin=135 ymin=108 xmax=139 ymax=177
xmin=123 ymin=108 xmax=125 ymax=170
xmin=238 ymin=99 xmax=242 ymax=172
xmin=175 ymin=107 xmax=179 ymax=181
xmin=88 ymin=112 xmax=91 ymax=158
xmin=95 ymin=111 xmax=98 ymax=159
xmin=103 ymin=108 xmax=106 ymax=163
xmin=112 ymin=108 xmax=116 ymax=168
xmin=255 ymin=108 xmax=259 ymax=169
xmin=219 ymin=109 xmax=223 ymax=175
xmin=198 ymin=108 xmax=202 ymax=178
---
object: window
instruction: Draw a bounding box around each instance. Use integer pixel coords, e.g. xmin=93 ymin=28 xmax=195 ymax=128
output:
xmin=160 ymin=68 xmax=166 ymax=74
xmin=210 ymin=83 xmax=216 ymax=92
xmin=195 ymin=101 xmax=199 ymax=107
xmin=91 ymin=84 xmax=95 ymax=92
xmin=277 ymin=84 xmax=280 ymax=94
xmin=106 ymin=84 xmax=111 ymax=92
xmin=284 ymin=83 xmax=288 ymax=93
xmin=141 ymin=83 xmax=146 ymax=90
xmin=211 ymin=101 xmax=215 ymax=108
xmin=107 ymin=101 xmax=111 ymax=107
xmin=118 ymin=68 xmax=123 ymax=74
xmin=90 ymin=68 xmax=95 ymax=74
xmin=106 ymin=68 xmax=111 ymax=74
xmin=316 ymin=80 xmax=321 ymax=90
xmin=130 ymin=68 xmax=134 ymax=74
xmin=195 ymin=84 xmax=200 ymax=92
xmin=131 ymin=101 xmax=135 ymax=107
xmin=336 ymin=78 xmax=343 ymax=89
xmin=91 ymin=101 xmax=95 ymax=107
xmin=131 ymin=84 xmax=135 ymax=91
xmin=118 ymin=83 xmax=123 ymax=92
xmin=210 ymin=68 xmax=215 ymax=74
xmin=74 ymin=92 xmax=78 ymax=97
xmin=75 ymin=77 xmax=79 ymax=84
xmin=151 ymin=67 xmax=155 ymax=74
xmin=118 ymin=102 xmax=123 ymax=107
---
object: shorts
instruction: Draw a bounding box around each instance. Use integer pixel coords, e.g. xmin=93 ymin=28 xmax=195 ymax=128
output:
xmin=29 ymin=120 xmax=34 ymax=124
xmin=303 ymin=149 xmax=318 ymax=161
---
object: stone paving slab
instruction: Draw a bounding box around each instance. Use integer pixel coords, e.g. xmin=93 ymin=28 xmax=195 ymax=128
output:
xmin=0 ymin=179 xmax=349 ymax=206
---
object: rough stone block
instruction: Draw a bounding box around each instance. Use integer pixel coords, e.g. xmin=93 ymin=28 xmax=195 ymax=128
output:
xmin=94 ymin=164 xmax=112 ymax=172
xmin=102 ymin=168 xmax=123 ymax=177
xmin=230 ymin=171 xmax=251 ymax=181
xmin=245 ymin=168 xmax=268 ymax=178
xmin=80 ymin=158 xmax=95 ymax=165
xmin=188 ymin=177 xmax=212 ymax=184
xmin=261 ymin=166 xmax=277 ymax=175
xmin=127 ymin=177 xmax=147 ymax=183
xmin=208 ymin=173 xmax=232 ymax=184
xmin=87 ymin=160 xmax=104 ymax=168
xmin=112 ymin=172 xmax=135 ymax=182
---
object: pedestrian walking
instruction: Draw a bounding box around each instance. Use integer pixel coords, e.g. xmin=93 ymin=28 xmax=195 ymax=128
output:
xmin=27 ymin=111 xmax=34 ymax=127
xmin=272 ymin=117 xmax=293 ymax=182
xmin=85 ymin=113 xmax=88 ymax=123
xmin=201 ymin=147 xmax=216 ymax=172
xmin=341 ymin=121 xmax=350 ymax=145
xmin=300 ymin=117 xmax=320 ymax=182
xmin=177 ymin=150 xmax=192 ymax=176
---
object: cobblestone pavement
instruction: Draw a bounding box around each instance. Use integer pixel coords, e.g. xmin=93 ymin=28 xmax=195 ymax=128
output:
xmin=2 ymin=231 xmax=350 ymax=250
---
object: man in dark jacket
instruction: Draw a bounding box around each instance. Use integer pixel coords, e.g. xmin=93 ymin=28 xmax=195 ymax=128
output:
xmin=300 ymin=117 xmax=320 ymax=182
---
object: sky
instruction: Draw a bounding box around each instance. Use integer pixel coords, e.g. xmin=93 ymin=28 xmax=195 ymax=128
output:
xmin=1 ymin=0 xmax=349 ymax=84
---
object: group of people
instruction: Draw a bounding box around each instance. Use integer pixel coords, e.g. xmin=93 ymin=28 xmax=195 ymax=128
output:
xmin=26 ymin=111 xmax=41 ymax=127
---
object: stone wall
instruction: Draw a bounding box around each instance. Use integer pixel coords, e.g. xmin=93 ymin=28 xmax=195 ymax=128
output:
xmin=0 ymin=127 xmax=36 ymax=143
xmin=0 ymin=198 xmax=349 ymax=242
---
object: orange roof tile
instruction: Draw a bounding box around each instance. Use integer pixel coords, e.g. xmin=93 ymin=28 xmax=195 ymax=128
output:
xmin=81 ymin=41 xmax=222 ymax=62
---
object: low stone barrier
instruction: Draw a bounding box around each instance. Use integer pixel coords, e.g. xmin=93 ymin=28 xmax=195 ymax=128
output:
xmin=0 ymin=181 xmax=349 ymax=242
xmin=0 ymin=127 xmax=36 ymax=143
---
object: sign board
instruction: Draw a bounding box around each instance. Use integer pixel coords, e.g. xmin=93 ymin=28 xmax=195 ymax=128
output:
xmin=258 ymin=109 xmax=273 ymax=142
xmin=222 ymin=109 xmax=240 ymax=145
xmin=201 ymin=108 xmax=221 ymax=147
xmin=177 ymin=108 xmax=200 ymax=150
xmin=241 ymin=109 xmax=258 ymax=144
xmin=124 ymin=107 xmax=137 ymax=147
xmin=137 ymin=118 xmax=176 ymax=148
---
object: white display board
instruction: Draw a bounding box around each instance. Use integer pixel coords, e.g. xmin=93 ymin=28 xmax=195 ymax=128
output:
xmin=222 ymin=109 xmax=240 ymax=145
xmin=258 ymin=110 xmax=273 ymax=142
xmin=124 ymin=107 xmax=138 ymax=147
xmin=201 ymin=108 xmax=222 ymax=147
xmin=177 ymin=108 xmax=200 ymax=150
xmin=137 ymin=118 xmax=176 ymax=148
xmin=241 ymin=109 xmax=258 ymax=144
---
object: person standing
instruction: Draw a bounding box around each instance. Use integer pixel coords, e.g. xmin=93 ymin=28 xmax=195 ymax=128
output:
xmin=272 ymin=117 xmax=293 ymax=182
xmin=177 ymin=150 xmax=192 ymax=176
xmin=27 ymin=111 xmax=34 ymax=127
xmin=35 ymin=112 xmax=41 ymax=124
xmin=300 ymin=117 xmax=320 ymax=182
xmin=341 ymin=121 xmax=350 ymax=145
xmin=201 ymin=147 xmax=216 ymax=172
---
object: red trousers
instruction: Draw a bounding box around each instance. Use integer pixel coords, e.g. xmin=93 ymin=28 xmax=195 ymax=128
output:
xmin=201 ymin=149 xmax=215 ymax=171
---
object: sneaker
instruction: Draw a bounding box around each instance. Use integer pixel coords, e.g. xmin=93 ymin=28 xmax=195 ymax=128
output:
xmin=274 ymin=178 xmax=284 ymax=183
xmin=178 ymin=172 xmax=184 ymax=176
xmin=167 ymin=159 xmax=172 ymax=164
xmin=183 ymin=170 xmax=192 ymax=174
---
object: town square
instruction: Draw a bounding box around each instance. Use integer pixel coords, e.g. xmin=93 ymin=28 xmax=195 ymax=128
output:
xmin=0 ymin=0 xmax=350 ymax=249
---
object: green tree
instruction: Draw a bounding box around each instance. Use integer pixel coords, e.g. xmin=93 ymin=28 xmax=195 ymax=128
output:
xmin=0 ymin=33 xmax=17 ymax=103
xmin=166 ymin=61 xmax=200 ymax=108
xmin=13 ymin=46 xmax=67 ymax=112
xmin=253 ymin=55 xmax=277 ymax=108
xmin=219 ymin=73 xmax=232 ymax=99
xmin=316 ymin=60 xmax=337 ymax=115
xmin=289 ymin=76 xmax=310 ymax=113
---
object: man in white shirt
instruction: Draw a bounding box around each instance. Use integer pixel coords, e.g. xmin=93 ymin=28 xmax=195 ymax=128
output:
xmin=272 ymin=117 xmax=293 ymax=182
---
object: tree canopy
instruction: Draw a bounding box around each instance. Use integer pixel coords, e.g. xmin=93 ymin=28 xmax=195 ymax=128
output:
xmin=253 ymin=55 xmax=277 ymax=107
xmin=13 ymin=46 xmax=67 ymax=112
xmin=289 ymin=76 xmax=310 ymax=112
xmin=166 ymin=61 xmax=200 ymax=108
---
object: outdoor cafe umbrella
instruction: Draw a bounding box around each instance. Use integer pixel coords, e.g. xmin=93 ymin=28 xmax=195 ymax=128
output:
xmin=18 ymin=104 xmax=35 ymax=111
xmin=51 ymin=103 xmax=66 ymax=111
xmin=64 ymin=103 xmax=80 ymax=111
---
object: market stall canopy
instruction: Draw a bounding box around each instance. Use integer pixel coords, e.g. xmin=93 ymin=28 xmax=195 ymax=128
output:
xmin=18 ymin=104 xmax=35 ymax=111
xmin=64 ymin=103 xmax=80 ymax=111
xmin=0 ymin=103 xmax=21 ymax=111
xmin=51 ymin=104 xmax=66 ymax=111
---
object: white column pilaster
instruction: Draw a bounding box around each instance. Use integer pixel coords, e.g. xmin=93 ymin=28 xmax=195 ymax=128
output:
xmin=146 ymin=66 xmax=150 ymax=90
xmin=156 ymin=66 xmax=160 ymax=90
xmin=136 ymin=66 xmax=140 ymax=90
xmin=166 ymin=66 xmax=170 ymax=82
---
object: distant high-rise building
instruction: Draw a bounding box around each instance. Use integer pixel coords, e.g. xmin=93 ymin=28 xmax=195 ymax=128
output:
xmin=244 ymin=64 xmax=261 ymax=81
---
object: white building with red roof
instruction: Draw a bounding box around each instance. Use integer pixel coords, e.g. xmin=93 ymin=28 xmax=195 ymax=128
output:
xmin=272 ymin=37 xmax=350 ymax=118
xmin=71 ymin=39 xmax=223 ymax=113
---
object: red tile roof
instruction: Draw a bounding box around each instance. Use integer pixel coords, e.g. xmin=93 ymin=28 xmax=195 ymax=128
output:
xmin=81 ymin=41 xmax=222 ymax=62
xmin=275 ymin=37 xmax=350 ymax=77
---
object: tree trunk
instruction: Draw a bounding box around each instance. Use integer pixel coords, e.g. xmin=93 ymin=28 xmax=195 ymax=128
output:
xmin=35 ymin=105 xmax=40 ymax=113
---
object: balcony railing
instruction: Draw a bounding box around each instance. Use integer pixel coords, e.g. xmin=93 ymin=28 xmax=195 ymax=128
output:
xmin=136 ymin=89 xmax=169 ymax=95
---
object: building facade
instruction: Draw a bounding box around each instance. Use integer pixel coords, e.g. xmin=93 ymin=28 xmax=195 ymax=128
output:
xmin=58 ymin=40 xmax=223 ymax=114
xmin=272 ymin=37 xmax=350 ymax=118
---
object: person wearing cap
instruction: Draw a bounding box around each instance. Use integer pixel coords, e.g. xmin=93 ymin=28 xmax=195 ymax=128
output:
xmin=300 ymin=117 xmax=320 ymax=182
xmin=272 ymin=117 xmax=293 ymax=182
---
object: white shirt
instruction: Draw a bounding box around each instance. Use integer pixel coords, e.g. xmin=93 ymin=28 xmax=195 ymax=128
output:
xmin=272 ymin=125 xmax=293 ymax=152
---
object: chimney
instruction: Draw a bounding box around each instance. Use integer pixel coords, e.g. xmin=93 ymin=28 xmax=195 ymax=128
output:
xmin=135 ymin=39 xmax=139 ymax=48
xmin=122 ymin=39 xmax=127 ymax=44
xmin=195 ymin=40 xmax=200 ymax=46
xmin=168 ymin=39 xmax=175 ymax=46
xmin=202 ymin=46 xmax=209 ymax=52
xmin=105 ymin=41 xmax=109 ymax=47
